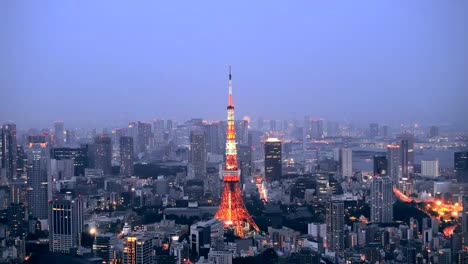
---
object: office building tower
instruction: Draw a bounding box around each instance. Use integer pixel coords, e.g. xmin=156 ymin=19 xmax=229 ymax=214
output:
xmin=235 ymin=120 xmax=249 ymax=145
xmin=398 ymin=134 xmax=415 ymax=178
xmin=370 ymin=176 xmax=393 ymax=223
xmin=190 ymin=130 xmax=206 ymax=179
xmin=11 ymin=180 xmax=27 ymax=205
xmin=340 ymin=148 xmax=352 ymax=178
xmin=50 ymin=159 xmax=74 ymax=181
xmin=54 ymin=121 xmax=64 ymax=146
xmin=190 ymin=219 xmax=224 ymax=258
xmin=237 ymin=144 xmax=252 ymax=185
xmin=123 ymin=235 xmax=152 ymax=264
xmin=94 ymin=135 xmax=112 ymax=175
xmin=203 ymin=122 xmax=222 ymax=155
xmin=421 ymin=160 xmax=439 ymax=178
xmin=1 ymin=123 xmax=17 ymax=182
xmin=455 ymin=152 xmax=468 ymax=183
xmin=129 ymin=121 xmax=152 ymax=155
xmin=120 ymin=136 xmax=134 ymax=176
xmin=327 ymin=199 xmax=344 ymax=256
xmin=369 ymin=123 xmax=379 ymax=138
xmin=308 ymin=223 xmax=327 ymax=245
xmin=94 ymin=233 xmax=117 ymax=264
xmin=49 ymin=196 xmax=83 ymax=254
xmin=265 ymin=138 xmax=282 ymax=182
xmin=65 ymin=129 xmax=76 ymax=145
xmin=27 ymin=136 xmax=49 ymax=220
xmin=463 ymin=196 xmax=468 ymax=234
xmin=152 ymin=119 xmax=165 ymax=146
xmin=373 ymin=155 xmax=388 ymax=176
xmin=51 ymin=147 xmax=89 ymax=176
xmin=381 ymin=125 xmax=389 ymax=138
xmin=387 ymin=144 xmax=401 ymax=184
xmin=429 ymin=126 xmax=439 ymax=138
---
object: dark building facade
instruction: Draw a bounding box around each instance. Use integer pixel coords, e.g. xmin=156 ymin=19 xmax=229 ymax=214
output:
xmin=51 ymin=147 xmax=89 ymax=176
xmin=119 ymin=136 xmax=134 ymax=176
xmin=1 ymin=123 xmax=17 ymax=182
xmin=94 ymin=135 xmax=112 ymax=175
xmin=373 ymin=155 xmax=388 ymax=176
xmin=265 ymin=138 xmax=282 ymax=182
xmin=455 ymin=152 xmax=468 ymax=183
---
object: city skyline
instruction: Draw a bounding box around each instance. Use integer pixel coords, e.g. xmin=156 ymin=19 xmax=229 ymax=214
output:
xmin=2 ymin=1 xmax=467 ymax=129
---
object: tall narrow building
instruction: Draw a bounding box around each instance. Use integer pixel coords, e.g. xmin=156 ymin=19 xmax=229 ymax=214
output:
xmin=120 ymin=136 xmax=134 ymax=176
xmin=190 ymin=130 xmax=206 ymax=179
xmin=27 ymin=135 xmax=49 ymax=220
xmin=373 ymin=155 xmax=388 ymax=176
xmin=123 ymin=235 xmax=153 ymax=264
xmin=54 ymin=121 xmax=64 ymax=146
xmin=1 ymin=123 xmax=17 ymax=182
xmin=340 ymin=148 xmax=352 ymax=178
xmin=94 ymin=135 xmax=112 ymax=175
xmin=370 ymin=176 xmax=393 ymax=223
xmin=327 ymin=199 xmax=344 ymax=256
xmin=49 ymin=196 xmax=83 ymax=254
xmin=455 ymin=152 xmax=468 ymax=183
xmin=265 ymin=138 xmax=282 ymax=182
xmin=387 ymin=144 xmax=401 ymax=184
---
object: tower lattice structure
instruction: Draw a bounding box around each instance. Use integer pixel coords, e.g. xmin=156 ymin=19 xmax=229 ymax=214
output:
xmin=215 ymin=66 xmax=260 ymax=238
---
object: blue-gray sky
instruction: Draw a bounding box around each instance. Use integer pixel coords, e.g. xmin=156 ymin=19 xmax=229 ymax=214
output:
xmin=1 ymin=1 xmax=467 ymax=129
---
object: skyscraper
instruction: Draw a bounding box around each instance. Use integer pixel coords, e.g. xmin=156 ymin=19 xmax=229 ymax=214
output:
xmin=93 ymin=233 xmax=118 ymax=264
xmin=202 ymin=122 xmax=222 ymax=155
xmin=370 ymin=176 xmax=393 ymax=223
xmin=94 ymin=135 xmax=112 ymax=175
xmin=455 ymin=152 xmax=468 ymax=183
xmin=27 ymin=135 xmax=49 ymax=220
xmin=54 ymin=121 xmax=64 ymax=146
xmin=235 ymin=120 xmax=249 ymax=145
xmin=387 ymin=144 xmax=401 ymax=184
xmin=373 ymin=155 xmax=388 ymax=176
xmin=340 ymin=148 xmax=352 ymax=178
xmin=123 ymin=235 xmax=153 ymax=264
xmin=327 ymin=199 xmax=344 ymax=256
xmin=120 ymin=136 xmax=134 ymax=177
xmin=190 ymin=130 xmax=206 ymax=179
xmin=49 ymin=196 xmax=83 ymax=254
xmin=1 ymin=123 xmax=17 ymax=182
xmin=369 ymin=123 xmax=379 ymax=138
xmin=51 ymin=147 xmax=89 ymax=176
xmin=463 ymin=195 xmax=468 ymax=234
xmin=265 ymin=138 xmax=282 ymax=182
xmin=129 ymin=121 xmax=152 ymax=155
xmin=153 ymin=118 xmax=165 ymax=146
xmin=429 ymin=126 xmax=439 ymax=138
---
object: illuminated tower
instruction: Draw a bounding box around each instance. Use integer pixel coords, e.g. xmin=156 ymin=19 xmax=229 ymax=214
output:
xmin=215 ymin=66 xmax=259 ymax=237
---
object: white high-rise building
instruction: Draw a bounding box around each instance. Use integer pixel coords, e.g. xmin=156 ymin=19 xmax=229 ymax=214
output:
xmin=340 ymin=148 xmax=352 ymax=178
xmin=421 ymin=160 xmax=439 ymax=178
xmin=370 ymin=176 xmax=393 ymax=223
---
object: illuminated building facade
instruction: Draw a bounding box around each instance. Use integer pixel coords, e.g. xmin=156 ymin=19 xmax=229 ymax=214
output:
xmin=49 ymin=197 xmax=83 ymax=254
xmin=215 ymin=67 xmax=259 ymax=237
xmin=27 ymin=136 xmax=49 ymax=220
xmin=123 ymin=235 xmax=152 ymax=264
xmin=370 ymin=176 xmax=393 ymax=223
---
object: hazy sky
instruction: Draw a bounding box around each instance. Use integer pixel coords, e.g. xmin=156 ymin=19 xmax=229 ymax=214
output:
xmin=1 ymin=1 xmax=467 ymax=129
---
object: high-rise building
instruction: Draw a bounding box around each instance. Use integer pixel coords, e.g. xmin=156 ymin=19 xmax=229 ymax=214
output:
xmin=190 ymin=130 xmax=206 ymax=179
xmin=120 ymin=136 xmax=134 ymax=176
xmin=398 ymin=134 xmax=415 ymax=179
xmin=235 ymin=120 xmax=249 ymax=145
xmin=265 ymin=138 xmax=282 ymax=182
xmin=305 ymin=119 xmax=324 ymax=140
xmin=381 ymin=125 xmax=389 ymax=138
xmin=203 ymin=122 xmax=222 ymax=155
xmin=7 ymin=203 xmax=26 ymax=237
xmin=373 ymin=155 xmax=388 ymax=176
xmin=129 ymin=122 xmax=152 ymax=155
xmin=93 ymin=233 xmax=117 ymax=264
xmin=51 ymin=147 xmax=89 ymax=176
xmin=326 ymin=199 xmax=344 ymax=256
xmin=340 ymin=148 xmax=352 ymax=178
xmin=94 ymin=135 xmax=112 ymax=175
xmin=237 ymin=144 xmax=252 ymax=185
xmin=387 ymin=144 xmax=401 ymax=184
xmin=1 ymin=123 xmax=17 ymax=182
xmin=123 ymin=235 xmax=153 ymax=264
xmin=152 ymin=119 xmax=165 ymax=146
xmin=369 ymin=123 xmax=379 ymax=138
xmin=370 ymin=176 xmax=393 ymax=224
xmin=54 ymin=121 xmax=64 ymax=146
xmin=27 ymin=135 xmax=49 ymax=220
xmin=455 ymin=152 xmax=468 ymax=183
xmin=462 ymin=196 xmax=468 ymax=233
xmin=421 ymin=160 xmax=439 ymax=178
xmin=429 ymin=126 xmax=439 ymax=138
xmin=49 ymin=196 xmax=83 ymax=254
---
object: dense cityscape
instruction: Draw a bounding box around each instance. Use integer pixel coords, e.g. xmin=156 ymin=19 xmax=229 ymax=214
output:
xmin=0 ymin=66 xmax=467 ymax=264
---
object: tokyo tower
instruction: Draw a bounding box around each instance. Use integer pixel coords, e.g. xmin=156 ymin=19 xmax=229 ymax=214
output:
xmin=215 ymin=66 xmax=260 ymax=238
